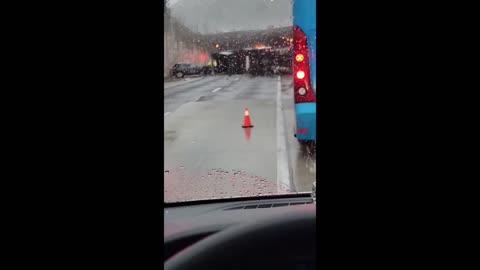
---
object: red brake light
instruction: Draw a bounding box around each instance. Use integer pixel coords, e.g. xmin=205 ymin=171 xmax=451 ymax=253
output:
xmin=292 ymin=25 xmax=316 ymax=103
xmin=296 ymin=71 xmax=305 ymax=79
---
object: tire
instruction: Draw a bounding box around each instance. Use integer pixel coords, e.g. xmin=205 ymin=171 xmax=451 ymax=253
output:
xmin=298 ymin=140 xmax=310 ymax=146
xmin=176 ymin=72 xmax=184 ymax=78
xmin=298 ymin=140 xmax=315 ymax=154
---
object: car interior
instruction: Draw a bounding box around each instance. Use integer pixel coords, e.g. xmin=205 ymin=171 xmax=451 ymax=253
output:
xmin=164 ymin=194 xmax=316 ymax=270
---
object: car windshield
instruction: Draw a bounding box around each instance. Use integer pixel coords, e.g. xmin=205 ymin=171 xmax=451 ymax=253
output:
xmin=164 ymin=0 xmax=316 ymax=203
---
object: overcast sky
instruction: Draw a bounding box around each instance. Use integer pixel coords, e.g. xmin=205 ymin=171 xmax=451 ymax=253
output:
xmin=168 ymin=0 xmax=292 ymax=34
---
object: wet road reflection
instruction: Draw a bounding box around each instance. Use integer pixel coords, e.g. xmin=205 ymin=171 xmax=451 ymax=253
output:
xmin=164 ymin=75 xmax=316 ymax=202
xmin=281 ymin=75 xmax=316 ymax=192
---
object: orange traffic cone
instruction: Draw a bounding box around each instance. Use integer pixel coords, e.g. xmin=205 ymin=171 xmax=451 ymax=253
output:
xmin=242 ymin=108 xmax=254 ymax=128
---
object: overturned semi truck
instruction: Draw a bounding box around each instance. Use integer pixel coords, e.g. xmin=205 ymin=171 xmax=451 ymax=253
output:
xmin=211 ymin=47 xmax=292 ymax=76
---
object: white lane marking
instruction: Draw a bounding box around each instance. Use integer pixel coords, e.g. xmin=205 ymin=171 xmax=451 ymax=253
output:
xmin=164 ymin=76 xmax=207 ymax=90
xmin=235 ymin=77 xmax=239 ymax=81
xmin=211 ymin=87 xmax=222 ymax=93
xmin=194 ymin=96 xmax=202 ymax=102
xmin=276 ymin=75 xmax=292 ymax=192
xmin=164 ymin=112 xmax=170 ymax=117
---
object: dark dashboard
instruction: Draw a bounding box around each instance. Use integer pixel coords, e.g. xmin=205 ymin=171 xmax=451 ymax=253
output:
xmin=164 ymin=195 xmax=316 ymax=270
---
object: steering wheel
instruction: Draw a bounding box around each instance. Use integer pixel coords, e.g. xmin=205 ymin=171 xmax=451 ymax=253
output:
xmin=165 ymin=205 xmax=316 ymax=270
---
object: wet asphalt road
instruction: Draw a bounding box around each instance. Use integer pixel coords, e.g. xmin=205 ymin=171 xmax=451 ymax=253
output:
xmin=280 ymin=76 xmax=316 ymax=192
xmin=164 ymin=74 xmax=315 ymax=200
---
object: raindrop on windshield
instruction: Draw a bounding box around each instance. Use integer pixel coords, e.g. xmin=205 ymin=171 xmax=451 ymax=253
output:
xmin=164 ymin=170 xmax=170 ymax=174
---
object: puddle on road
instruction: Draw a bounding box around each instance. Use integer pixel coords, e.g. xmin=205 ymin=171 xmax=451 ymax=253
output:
xmin=243 ymin=127 xmax=252 ymax=141
xmin=293 ymin=142 xmax=317 ymax=192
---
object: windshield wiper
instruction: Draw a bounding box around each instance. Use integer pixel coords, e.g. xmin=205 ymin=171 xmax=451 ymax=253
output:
xmin=164 ymin=192 xmax=312 ymax=207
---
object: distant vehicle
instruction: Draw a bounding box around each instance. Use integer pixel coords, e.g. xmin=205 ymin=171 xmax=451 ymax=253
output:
xmin=292 ymin=0 xmax=316 ymax=144
xmin=170 ymin=63 xmax=207 ymax=78
xmin=274 ymin=47 xmax=293 ymax=74
xmin=277 ymin=66 xmax=292 ymax=74
xmin=211 ymin=51 xmax=244 ymax=75
xmin=246 ymin=48 xmax=276 ymax=76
